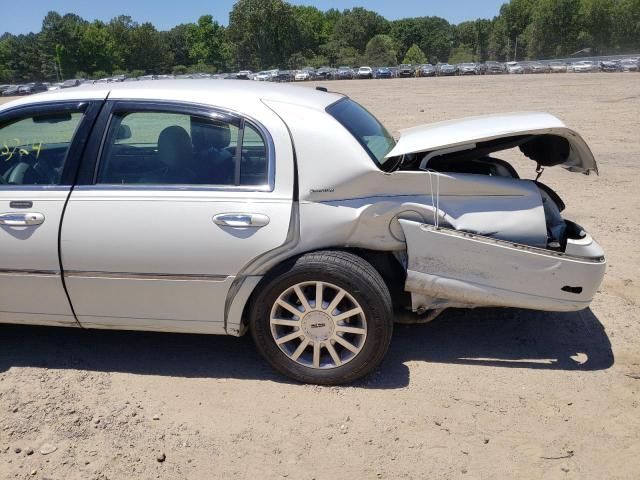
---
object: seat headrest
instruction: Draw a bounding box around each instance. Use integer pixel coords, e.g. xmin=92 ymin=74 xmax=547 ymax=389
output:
xmin=198 ymin=122 xmax=231 ymax=150
xmin=158 ymin=126 xmax=192 ymax=167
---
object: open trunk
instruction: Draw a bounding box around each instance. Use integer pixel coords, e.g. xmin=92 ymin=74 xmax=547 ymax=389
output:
xmin=388 ymin=113 xmax=605 ymax=312
xmin=386 ymin=111 xmax=598 ymax=174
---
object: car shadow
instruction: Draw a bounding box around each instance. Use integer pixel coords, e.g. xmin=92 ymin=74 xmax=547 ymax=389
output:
xmin=0 ymin=308 xmax=613 ymax=389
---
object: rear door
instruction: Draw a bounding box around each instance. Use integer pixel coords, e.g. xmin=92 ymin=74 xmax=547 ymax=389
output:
xmin=60 ymin=101 xmax=293 ymax=334
xmin=0 ymin=101 xmax=101 ymax=326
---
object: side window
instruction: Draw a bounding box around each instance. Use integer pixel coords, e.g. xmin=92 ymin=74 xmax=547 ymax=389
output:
xmin=240 ymin=124 xmax=268 ymax=186
xmin=0 ymin=111 xmax=84 ymax=185
xmin=96 ymin=109 xmax=269 ymax=187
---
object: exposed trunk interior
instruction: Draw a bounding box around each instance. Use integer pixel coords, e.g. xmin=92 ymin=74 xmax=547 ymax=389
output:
xmin=393 ymin=137 xmax=593 ymax=256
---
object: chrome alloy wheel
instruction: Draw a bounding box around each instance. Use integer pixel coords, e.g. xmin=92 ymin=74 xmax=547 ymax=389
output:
xmin=269 ymin=281 xmax=367 ymax=369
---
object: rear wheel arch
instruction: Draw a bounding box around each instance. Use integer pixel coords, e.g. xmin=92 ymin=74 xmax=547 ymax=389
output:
xmin=238 ymin=247 xmax=408 ymax=334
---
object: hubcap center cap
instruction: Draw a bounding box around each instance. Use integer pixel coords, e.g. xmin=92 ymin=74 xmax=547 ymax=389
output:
xmin=301 ymin=311 xmax=334 ymax=342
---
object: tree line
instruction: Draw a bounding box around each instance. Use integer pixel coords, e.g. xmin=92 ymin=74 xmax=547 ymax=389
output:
xmin=1 ymin=0 xmax=638 ymax=82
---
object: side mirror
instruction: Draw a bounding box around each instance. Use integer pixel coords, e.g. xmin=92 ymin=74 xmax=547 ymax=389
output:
xmin=115 ymin=124 xmax=132 ymax=141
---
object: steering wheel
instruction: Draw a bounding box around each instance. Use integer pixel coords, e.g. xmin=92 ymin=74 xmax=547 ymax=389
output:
xmin=6 ymin=162 xmax=52 ymax=185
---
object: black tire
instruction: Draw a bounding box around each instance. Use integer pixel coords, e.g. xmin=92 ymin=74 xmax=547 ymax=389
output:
xmin=249 ymin=250 xmax=394 ymax=385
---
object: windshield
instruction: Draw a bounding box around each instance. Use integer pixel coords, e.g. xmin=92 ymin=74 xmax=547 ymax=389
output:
xmin=327 ymin=98 xmax=396 ymax=167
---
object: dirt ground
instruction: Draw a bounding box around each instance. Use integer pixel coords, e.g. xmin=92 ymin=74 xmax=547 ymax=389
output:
xmin=1 ymin=74 xmax=639 ymax=479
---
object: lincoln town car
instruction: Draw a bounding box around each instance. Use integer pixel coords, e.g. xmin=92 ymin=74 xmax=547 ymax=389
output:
xmin=0 ymin=81 xmax=605 ymax=384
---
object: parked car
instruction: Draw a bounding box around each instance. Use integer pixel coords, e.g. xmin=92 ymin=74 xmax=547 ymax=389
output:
xmin=293 ymin=70 xmax=310 ymax=81
xmin=549 ymin=62 xmax=568 ymax=73
xmin=417 ymin=64 xmax=436 ymax=77
xmin=374 ymin=67 xmax=392 ymax=79
xmin=1 ymin=85 xmax=22 ymax=96
xmin=437 ymin=63 xmax=457 ymax=76
xmin=398 ymin=64 xmax=415 ymax=78
xmin=599 ymin=60 xmax=619 ymax=72
xmin=0 ymin=80 xmax=605 ymax=385
xmin=506 ymin=62 xmax=525 ymax=74
xmin=457 ymin=63 xmax=480 ymax=75
xmin=619 ymin=59 xmax=639 ymax=72
xmin=61 ymin=79 xmax=82 ymax=88
xmin=530 ymin=62 xmax=550 ymax=74
xmin=274 ymin=70 xmax=294 ymax=83
xmin=571 ymin=61 xmax=599 ymax=73
xmin=255 ymin=71 xmax=273 ymax=81
xmin=236 ymin=70 xmax=253 ymax=80
xmin=336 ymin=67 xmax=354 ymax=80
xmin=17 ymin=83 xmax=48 ymax=95
xmin=316 ymin=67 xmax=336 ymax=80
xmin=357 ymin=66 xmax=373 ymax=79
xmin=484 ymin=61 xmax=506 ymax=74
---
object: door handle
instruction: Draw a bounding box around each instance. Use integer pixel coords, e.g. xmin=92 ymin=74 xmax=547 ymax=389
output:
xmin=0 ymin=212 xmax=45 ymax=226
xmin=213 ymin=213 xmax=270 ymax=228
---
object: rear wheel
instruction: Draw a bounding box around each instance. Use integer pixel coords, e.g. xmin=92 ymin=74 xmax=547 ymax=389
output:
xmin=250 ymin=251 xmax=393 ymax=385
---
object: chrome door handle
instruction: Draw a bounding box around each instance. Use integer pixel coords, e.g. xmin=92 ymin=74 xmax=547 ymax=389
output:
xmin=213 ymin=213 xmax=270 ymax=228
xmin=0 ymin=212 xmax=45 ymax=226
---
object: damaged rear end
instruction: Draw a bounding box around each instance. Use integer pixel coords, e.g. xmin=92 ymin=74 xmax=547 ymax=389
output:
xmin=387 ymin=112 xmax=605 ymax=313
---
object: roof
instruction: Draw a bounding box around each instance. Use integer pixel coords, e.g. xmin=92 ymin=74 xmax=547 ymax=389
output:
xmin=0 ymin=79 xmax=344 ymax=113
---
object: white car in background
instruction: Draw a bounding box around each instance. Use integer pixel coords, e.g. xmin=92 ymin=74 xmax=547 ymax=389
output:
xmin=0 ymin=81 xmax=605 ymax=384
xmin=506 ymin=62 xmax=525 ymax=74
xmin=294 ymin=70 xmax=311 ymax=81
xmin=254 ymin=71 xmax=273 ymax=81
xmin=571 ymin=61 xmax=599 ymax=72
xmin=619 ymin=59 xmax=639 ymax=72
xmin=357 ymin=66 xmax=374 ymax=79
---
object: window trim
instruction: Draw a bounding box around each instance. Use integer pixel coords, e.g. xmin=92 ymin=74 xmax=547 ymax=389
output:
xmin=84 ymin=100 xmax=275 ymax=192
xmin=0 ymin=101 xmax=101 ymax=188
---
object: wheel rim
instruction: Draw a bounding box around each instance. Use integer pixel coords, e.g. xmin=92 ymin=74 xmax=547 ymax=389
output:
xmin=269 ymin=281 xmax=367 ymax=369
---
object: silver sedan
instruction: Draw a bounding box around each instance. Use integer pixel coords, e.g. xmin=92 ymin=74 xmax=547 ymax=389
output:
xmin=0 ymin=80 xmax=605 ymax=384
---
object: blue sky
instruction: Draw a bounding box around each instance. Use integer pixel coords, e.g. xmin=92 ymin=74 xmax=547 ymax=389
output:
xmin=2 ymin=0 xmax=506 ymax=35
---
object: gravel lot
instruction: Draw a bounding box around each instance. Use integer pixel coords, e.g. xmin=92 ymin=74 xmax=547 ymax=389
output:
xmin=1 ymin=74 xmax=639 ymax=479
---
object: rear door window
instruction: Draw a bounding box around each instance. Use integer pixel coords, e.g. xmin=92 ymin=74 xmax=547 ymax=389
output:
xmin=96 ymin=109 xmax=268 ymax=187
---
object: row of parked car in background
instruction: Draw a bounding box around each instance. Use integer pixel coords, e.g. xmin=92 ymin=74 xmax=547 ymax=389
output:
xmin=2 ymin=57 xmax=638 ymax=96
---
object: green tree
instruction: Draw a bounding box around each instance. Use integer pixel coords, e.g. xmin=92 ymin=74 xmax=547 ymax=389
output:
xmin=127 ymin=22 xmax=172 ymax=74
xmin=613 ymin=0 xmax=640 ymax=51
xmin=39 ymin=12 xmax=88 ymax=80
xmin=332 ymin=7 xmax=389 ymax=53
xmin=527 ymin=0 xmax=582 ymax=58
xmin=578 ymin=0 xmax=615 ymax=54
xmin=165 ymin=24 xmax=192 ymax=67
xmin=78 ymin=21 xmax=114 ymax=76
xmin=227 ymin=0 xmax=299 ymax=70
xmin=403 ymin=43 xmax=426 ymax=64
xmin=292 ymin=5 xmax=330 ymax=54
xmin=186 ymin=15 xmax=230 ymax=71
xmin=365 ymin=34 xmax=398 ymax=66
xmin=106 ymin=16 xmax=136 ymax=71
xmin=390 ymin=17 xmax=453 ymax=63
xmin=448 ymin=45 xmax=475 ymax=64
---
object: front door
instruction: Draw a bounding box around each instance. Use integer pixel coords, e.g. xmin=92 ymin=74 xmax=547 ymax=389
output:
xmin=61 ymin=101 xmax=293 ymax=334
xmin=0 ymin=102 xmax=99 ymax=326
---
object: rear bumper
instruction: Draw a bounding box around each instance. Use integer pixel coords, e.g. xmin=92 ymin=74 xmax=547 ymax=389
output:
xmin=400 ymin=221 xmax=606 ymax=313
